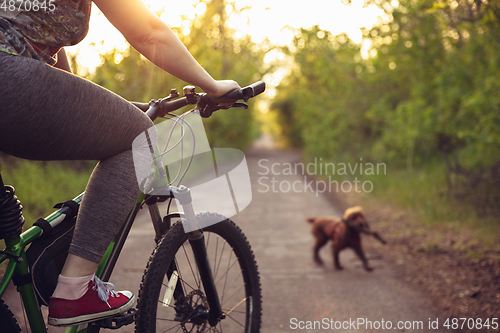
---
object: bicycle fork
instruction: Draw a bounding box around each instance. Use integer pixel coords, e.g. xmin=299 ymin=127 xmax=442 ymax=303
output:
xmin=170 ymin=186 xmax=224 ymax=327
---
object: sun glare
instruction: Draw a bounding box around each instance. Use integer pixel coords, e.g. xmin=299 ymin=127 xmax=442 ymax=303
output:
xmin=67 ymin=0 xmax=383 ymax=73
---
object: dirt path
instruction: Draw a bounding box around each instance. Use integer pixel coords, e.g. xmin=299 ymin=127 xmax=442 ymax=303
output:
xmin=241 ymin=145 xmax=447 ymax=333
xmin=3 ymin=144 xmax=449 ymax=332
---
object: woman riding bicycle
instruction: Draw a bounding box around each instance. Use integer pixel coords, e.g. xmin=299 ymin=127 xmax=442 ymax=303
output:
xmin=0 ymin=0 xmax=239 ymax=326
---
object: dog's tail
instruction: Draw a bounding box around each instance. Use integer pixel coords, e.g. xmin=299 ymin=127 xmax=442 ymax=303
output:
xmin=305 ymin=217 xmax=315 ymax=224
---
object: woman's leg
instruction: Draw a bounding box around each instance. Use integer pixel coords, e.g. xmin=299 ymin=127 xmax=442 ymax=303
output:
xmin=0 ymin=52 xmax=154 ymax=262
xmin=0 ymin=52 xmax=154 ymax=324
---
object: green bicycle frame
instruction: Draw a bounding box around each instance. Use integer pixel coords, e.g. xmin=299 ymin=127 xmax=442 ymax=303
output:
xmin=0 ymin=192 xmax=145 ymax=333
xmin=0 ymin=147 xmax=172 ymax=333
xmin=0 ymin=193 xmax=86 ymax=333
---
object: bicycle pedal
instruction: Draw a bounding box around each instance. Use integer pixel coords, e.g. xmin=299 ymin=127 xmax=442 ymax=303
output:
xmin=93 ymin=308 xmax=136 ymax=329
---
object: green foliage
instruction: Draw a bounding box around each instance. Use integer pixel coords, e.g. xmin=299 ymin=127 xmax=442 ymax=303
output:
xmin=0 ymin=156 xmax=92 ymax=227
xmin=87 ymin=0 xmax=268 ymax=151
xmin=273 ymin=0 xmax=500 ymax=217
xmin=180 ymin=0 xmax=269 ymax=150
xmin=273 ymin=28 xmax=369 ymax=159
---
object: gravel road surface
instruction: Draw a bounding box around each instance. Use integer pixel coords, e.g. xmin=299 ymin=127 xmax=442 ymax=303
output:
xmin=3 ymin=140 xmax=447 ymax=332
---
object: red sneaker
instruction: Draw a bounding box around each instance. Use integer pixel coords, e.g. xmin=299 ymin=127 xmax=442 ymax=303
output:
xmin=48 ymin=275 xmax=135 ymax=326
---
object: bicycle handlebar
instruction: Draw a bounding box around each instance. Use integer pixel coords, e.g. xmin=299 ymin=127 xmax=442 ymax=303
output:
xmin=133 ymin=81 xmax=266 ymax=121
xmin=208 ymin=81 xmax=266 ymax=103
xmin=131 ymin=101 xmax=150 ymax=112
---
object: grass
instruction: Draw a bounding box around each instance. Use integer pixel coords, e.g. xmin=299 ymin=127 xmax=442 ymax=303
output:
xmin=364 ymin=159 xmax=500 ymax=246
xmin=307 ymin=155 xmax=500 ymax=249
xmin=0 ymin=157 xmax=93 ymax=273
xmin=1 ymin=156 xmax=93 ymax=229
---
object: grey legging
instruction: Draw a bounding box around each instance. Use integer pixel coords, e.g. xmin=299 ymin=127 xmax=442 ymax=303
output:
xmin=0 ymin=52 xmax=154 ymax=263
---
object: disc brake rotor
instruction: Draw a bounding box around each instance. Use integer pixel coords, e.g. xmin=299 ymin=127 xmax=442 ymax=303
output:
xmin=180 ymin=290 xmax=209 ymax=333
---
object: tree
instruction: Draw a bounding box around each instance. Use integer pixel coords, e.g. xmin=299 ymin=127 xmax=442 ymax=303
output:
xmin=273 ymin=0 xmax=500 ymax=214
xmin=180 ymin=0 xmax=269 ymax=149
xmin=87 ymin=0 xmax=269 ymax=151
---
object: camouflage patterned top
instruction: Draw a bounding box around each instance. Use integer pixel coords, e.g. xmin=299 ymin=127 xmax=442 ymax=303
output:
xmin=0 ymin=0 xmax=91 ymax=65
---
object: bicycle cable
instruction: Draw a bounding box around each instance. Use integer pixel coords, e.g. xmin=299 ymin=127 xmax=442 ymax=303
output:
xmin=158 ymin=111 xmax=191 ymax=187
xmin=173 ymin=112 xmax=197 ymax=187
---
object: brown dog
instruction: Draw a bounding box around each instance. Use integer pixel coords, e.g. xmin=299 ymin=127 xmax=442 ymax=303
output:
xmin=306 ymin=206 xmax=386 ymax=271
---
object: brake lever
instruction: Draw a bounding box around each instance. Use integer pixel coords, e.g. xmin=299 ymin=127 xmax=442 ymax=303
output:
xmin=229 ymin=103 xmax=248 ymax=109
xmin=198 ymin=101 xmax=248 ymax=118
xmin=217 ymin=103 xmax=248 ymax=111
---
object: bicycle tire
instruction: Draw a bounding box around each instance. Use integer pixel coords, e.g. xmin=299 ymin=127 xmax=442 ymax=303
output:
xmin=0 ymin=299 xmax=21 ymax=333
xmin=135 ymin=212 xmax=262 ymax=333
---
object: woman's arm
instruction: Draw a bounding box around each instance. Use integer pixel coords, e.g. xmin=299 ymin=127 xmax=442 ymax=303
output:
xmin=92 ymin=0 xmax=239 ymax=96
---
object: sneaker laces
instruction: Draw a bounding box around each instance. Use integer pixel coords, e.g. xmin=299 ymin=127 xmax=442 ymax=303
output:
xmin=90 ymin=274 xmax=119 ymax=308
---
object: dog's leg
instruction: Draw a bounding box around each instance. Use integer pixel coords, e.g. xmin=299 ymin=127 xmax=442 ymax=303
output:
xmin=313 ymin=235 xmax=328 ymax=265
xmin=353 ymin=246 xmax=373 ymax=272
xmin=333 ymin=244 xmax=343 ymax=270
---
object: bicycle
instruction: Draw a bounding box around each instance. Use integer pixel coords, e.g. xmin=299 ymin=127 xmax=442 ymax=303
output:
xmin=0 ymin=81 xmax=265 ymax=333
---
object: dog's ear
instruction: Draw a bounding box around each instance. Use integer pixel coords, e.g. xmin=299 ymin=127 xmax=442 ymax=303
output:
xmin=343 ymin=206 xmax=364 ymax=221
xmin=306 ymin=217 xmax=316 ymax=224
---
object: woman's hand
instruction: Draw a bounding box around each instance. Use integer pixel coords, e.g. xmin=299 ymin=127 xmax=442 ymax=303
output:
xmin=206 ymin=80 xmax=241 ymax=98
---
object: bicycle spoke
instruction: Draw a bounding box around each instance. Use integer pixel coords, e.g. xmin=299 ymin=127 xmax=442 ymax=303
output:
xmin=158 ymin=322 xmax=184 ymax=333
xmin=162 ymin=258 xmax=197 ymax=293
xmin=206 ymin=231 xmax=211 ymax=249
xmin=221 ymin=283 xmax=245 ymax=308
xmin=223 ymin=296 xmax=246 ymax=315
xmin=157 ymin=299 xmax=176 ymax=308
xmin=225 ymin=312 xmax=246 ymax=328
xmin=220 ymin=249 xmax=233 ymax=305
xmin=156 ymin=318 xmax=180 ymax=322
xmin=180 ymin=243 xmax=201 ymax=289
xmin=212 ymin=323 xmax=223 ymax=333
xmin=213 ymin=238 xmax=227 ymax=280
xmin=212 ymin=234 xmax=218 ymax=277
xmin=215 ymin=255 xmax=239 ymax=286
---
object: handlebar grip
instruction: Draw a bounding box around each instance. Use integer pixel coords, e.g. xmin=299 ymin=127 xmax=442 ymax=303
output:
xmin=210 ymin=81 xmax=266 ymax=103
xmin=245 ymin=81 xmax=266 ymax=98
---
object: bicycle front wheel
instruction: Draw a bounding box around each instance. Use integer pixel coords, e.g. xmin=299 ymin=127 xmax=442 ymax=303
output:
xmin=135 ymin=212 xmax=262 ymax=333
